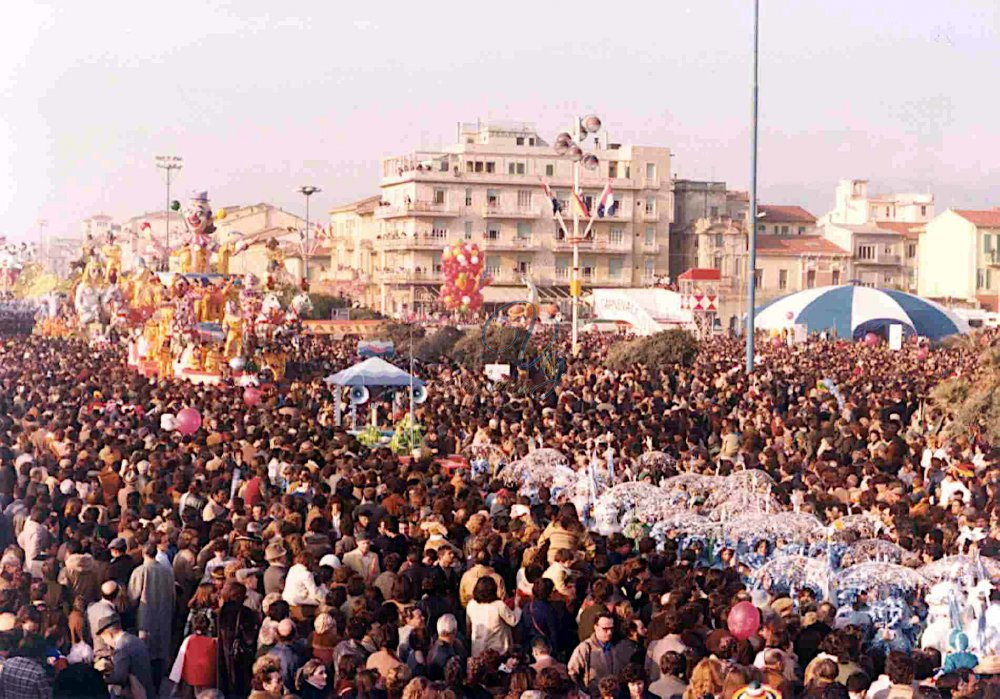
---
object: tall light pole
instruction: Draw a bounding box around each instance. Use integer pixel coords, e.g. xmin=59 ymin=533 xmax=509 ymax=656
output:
xmin=155 ymin=155 xmax=183 ymax=270
xmin=298 ymin=185 xmax=321 ymax=281
xmin=745 ymin=0 xmax=760 ymax=374
xmin=553 ymin=115 xmax=602 ymax=356
xmin=37 ymin=220 xmax=47 ymax=272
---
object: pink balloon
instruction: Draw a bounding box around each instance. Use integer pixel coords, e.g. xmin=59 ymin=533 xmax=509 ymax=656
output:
xmin=916 ymin=347 xmax=929 ymax=361
xmin=243 ymin=387 xmax=262 ymax=407
xmin=176 ymin=407 xmax=202 ymax=436
xmin=727 ymin=601 xmax=760 ymax=641
xmin=863 ymin=332 xmax=879 ymax=346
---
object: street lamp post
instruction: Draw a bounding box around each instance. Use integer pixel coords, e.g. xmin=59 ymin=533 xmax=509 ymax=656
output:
xmin=298 ymin=185 xmax=321 ymax=281
xmin=553 ymin=115 xmax=602 ymax=356
xmin=155 ymin=155 xmax=183 ymax=270
xmin=746 ymin=0 xmax=760 ymax=374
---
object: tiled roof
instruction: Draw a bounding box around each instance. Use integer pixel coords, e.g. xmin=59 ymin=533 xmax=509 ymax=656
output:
xmin=756 ymin=235 xmax=849 ymax=256
xmin=875 ymin=221 xmax=922 ymax=240
xmin=758 ymin=205 xmax=816 ymax=223
xmin=955 ymin=209 xmax=1000 ymax=227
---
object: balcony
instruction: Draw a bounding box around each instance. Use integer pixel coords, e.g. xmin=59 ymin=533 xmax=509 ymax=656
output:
xmin=641 ymin=242 xmax=661 ymax=254
xmin=987 ymin=250 xmax=1000 ymax=266
xmin=378 ymin=231 xmax=450 ymax=250
xmin=551 ymin=238 xmax=632 ymax=253
xmin=642 ymin=177 xmax=660 ymax=189
xmin=374 ymin=201 xmax=458 ymax=219
xmin=482 ymin=203 xmax=540 ymax=219
xmin=480 ymin=236 xmax=541 ymax=251
xmin=857 ymin=254 xmax=902 ymax=266
xmin=374 ymin=269 xmax=440 ymax=283
xmin=642 ymin=209 xmax=660 ymax=222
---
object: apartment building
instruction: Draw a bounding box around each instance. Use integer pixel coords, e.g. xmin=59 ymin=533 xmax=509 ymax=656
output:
xmin=364 ymin=119 xmax=672 ymax=317
xmin=818 ymin=179 xmax=934 ymax=291
xmin=918 ymin=209 xmax=1000 ymax=311
xmin=327 ymin=195 xmax=380 ymax=303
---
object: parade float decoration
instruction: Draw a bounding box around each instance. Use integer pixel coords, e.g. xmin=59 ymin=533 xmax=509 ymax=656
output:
xmin=439 ymin=241 xmax=490 ymax=313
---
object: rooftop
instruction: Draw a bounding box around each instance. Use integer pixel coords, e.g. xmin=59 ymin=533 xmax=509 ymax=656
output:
xmin=756 ymin=236 xmax=849 ymax=256
xmin=954 ymin=209 xmax=1000 ymax=228
xmin=875 ymin=221 xmax=922 ymax=240
xmin=330 ymin=195 xmax=381 ymax=215
xmin=758 ymin=205 xmax=816 ymax=224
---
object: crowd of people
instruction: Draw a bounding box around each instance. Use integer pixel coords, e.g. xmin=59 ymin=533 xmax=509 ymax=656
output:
xmin=0 ymin=322 xmax=998 ymax=699
xmin=0 ymin=298 xmax=37 ymax=336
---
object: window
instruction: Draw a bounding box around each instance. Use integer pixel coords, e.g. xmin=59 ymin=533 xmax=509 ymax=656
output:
xmin=464 ymin=221 xmax=472 ymax=240
xmin=487 ymin=226 xmax=500 ymax=240
xmin=832 ymin=270 xmax=841 ymax=285
xmin=517 ymin=190 xmax=532 ymax=208
xmin=921 ymin=205 xmax=927 ymax=216
xmin=516 ymin=222 xmax=531 ymax=239
xmin=474 ymin=161 xmax=483 ymax=173
xmin=806 ymin=270 xmax=816 ymax=289
xmin=487 ymin=189 xmax=498 ymax=206
xmin=858 ymin=245 xmax=875 ymax=260
xmin=516 ymin=259 xmax=532 ymax=273
xmin=798 ymin=226 xmax=806 ymax=235
xmin=710 ymin=206 xmax=719 ymax=218
xmin=466 ymin=161 xmax=475 ymax=173
xmin=781 ymin=225 xmax=789 ymax=235
xmin=885 ymin=207 xmax=890 ymax=217
xmin=713 ymin=254 xmax=723 ymax=270
xmin=464 ymin=188 xmax=472 ymax=206
xmin=556 ymin=261 xmax=568 ymax=278
xmin=516 ymin=137 xmax=524 ymax=145
xmin=507 ymin=162 xmax=525 ymax=175
xmin=884 ymin=245 xmax=893 ymax=255
xmin=529 ymin=137 xmax=535 ymax=146
xmin=584 ymin=195 xmax=594 ymax=211
xmin=582 ymin=265 xmax=594 ymax=280
xmin=433 ymin=189 xmax=445 ymax=205
xmin=485 ymin=162 xmax=495 ymax=173
xmin=644 ymin=259 xmax=654 ymax=277
xmin=644 ymin=226 xmax=655 ymax=244
xmin=431 ymin=219 xmax=448 ymax=236
xmin=645 ymin=199 xmax=656 ymax=215
xmin=779 ymin=269 xmax=788 ymax=290
xmin=624 ymin=164 xmax=631 ymax=179
xmin=545 ymin=164 xmax=554 ymax=176
xmin=906 ymin=243 xmax=916 ymax=259
xmin=610 ymin=228 xmax=624 ymax=244
xmin=754 ymin=269 xmax=762 ymax=290
xmin=978 ymin=269 xmax=987 ymax=289
xmin=757 ymin=224 xmax=765 ymax=233
xmin=508 ymin=162 xmax=516 ymax=175
xmin=714 ymin=234 xmax=723 ymax=247
xmin=645 ymin=163 xmax=656 ymax=179
xmin=609 ymin=258 xmax=623 ymax=278
xmin=608 ymin=162 xmax=618 ymax=178
xmin=432 ymin=253 xmax=442 ymax=272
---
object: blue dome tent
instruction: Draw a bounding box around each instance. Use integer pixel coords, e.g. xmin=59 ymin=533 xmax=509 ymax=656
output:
xmin=754 ymin=285 xmax=969 ymax=340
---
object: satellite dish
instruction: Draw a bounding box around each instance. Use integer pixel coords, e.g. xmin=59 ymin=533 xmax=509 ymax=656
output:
xmin=349 ymin=385 xmax=370 ymax=404
xmin=412 ymin=384 xmax=428 ymax=404
xmin=568 ymin=145 xmax=584 ymax=162
xmin=582 ymin=115 xmax=602 ymax=134
xmin=581 ymin=154 xmax=600 ymax=171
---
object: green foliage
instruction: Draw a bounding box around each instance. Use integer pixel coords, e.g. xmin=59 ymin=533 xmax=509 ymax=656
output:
xmin=935 ymin=346 xmax=1000 ymax=445
xmin=606 ymin=328 xmax=699 ymax=371
xmin=357 ymin=424 xmax=382 ymax=449
xmin=350 ymin=307 xmax=386 ymax=321
xmin=389 ymin=414 xmax=424 ymax=455
xmin=376 ymin=322 xmax=426 ymax=348
xmin=451 ymin=324 xmax=540 ymax=371
xmin=414 ymin=326 xmax=463 ymax=362
xmin=307 ymin=294 xmax=348 ymax=320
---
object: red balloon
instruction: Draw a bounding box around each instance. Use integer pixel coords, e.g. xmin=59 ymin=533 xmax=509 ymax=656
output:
xmin=863 ymin=332 xmax=879 ymax=346
xmin=727 ymin=601 xmax=760 ymax=641
xmin=176 ymin=407 xmax=202 ymax=436
xmin=243 ymin=387 xmax=262 ymax=406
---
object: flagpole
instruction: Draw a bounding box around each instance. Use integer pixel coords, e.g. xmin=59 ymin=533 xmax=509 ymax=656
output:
xmin=571 ymin=119 xmax=581 ymax=357
xmin=746 ymin=0 xmax=760 ymax=374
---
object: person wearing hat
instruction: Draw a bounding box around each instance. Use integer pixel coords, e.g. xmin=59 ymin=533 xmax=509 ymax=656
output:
xmin=93 ymin=612 xmax=156 ymax=699
xmin=263 ymin=543 xmax=289 ymax=596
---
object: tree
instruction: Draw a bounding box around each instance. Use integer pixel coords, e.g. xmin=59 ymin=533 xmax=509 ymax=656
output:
xmin=933 ymin=346 xmax=1000 ymax=445
xmin=606 ymin=328 xmax=698 ymax=371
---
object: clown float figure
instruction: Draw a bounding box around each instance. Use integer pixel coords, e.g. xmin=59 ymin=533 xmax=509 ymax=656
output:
xmin=172 ymin=191 xmax=216 ymax=274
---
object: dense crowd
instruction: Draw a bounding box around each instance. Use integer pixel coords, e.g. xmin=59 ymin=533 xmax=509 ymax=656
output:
xmin=0 ymin=324 xmax=998 ymax=699
xmin=0 ymin=298 xmax=37 ymax=336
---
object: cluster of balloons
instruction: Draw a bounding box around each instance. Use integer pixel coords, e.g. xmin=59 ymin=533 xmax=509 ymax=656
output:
xmin=439 ymin=241 xmax=491 ymax=312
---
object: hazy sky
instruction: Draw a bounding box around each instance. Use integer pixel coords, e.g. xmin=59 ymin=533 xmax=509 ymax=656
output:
xmin=2 ymin=0 xmax=998 ymax=242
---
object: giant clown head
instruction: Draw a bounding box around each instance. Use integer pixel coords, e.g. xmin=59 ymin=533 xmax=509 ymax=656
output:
xmin=184 ymin=191 xmax=214 ymax=238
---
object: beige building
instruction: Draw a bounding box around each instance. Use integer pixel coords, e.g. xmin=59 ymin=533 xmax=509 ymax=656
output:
xmin=755 ymin=205 xmax=817 ymax=237
xmin=119 ymin=210 xmax=189 ymax=271
xmin=818 ymin=179 xmax=933 ymax=292
xmin=326 ymin=196 xmax=380 ymax=302
xmin=355 ymin=119 xmax=672 ymax=317
xmin=694 ymin=215 xmax=850 ymax=327
xmin=220 ymin=203 xmax=310 ymax=281
xmin=918 ymin=209 xmax=1000 ymax=311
